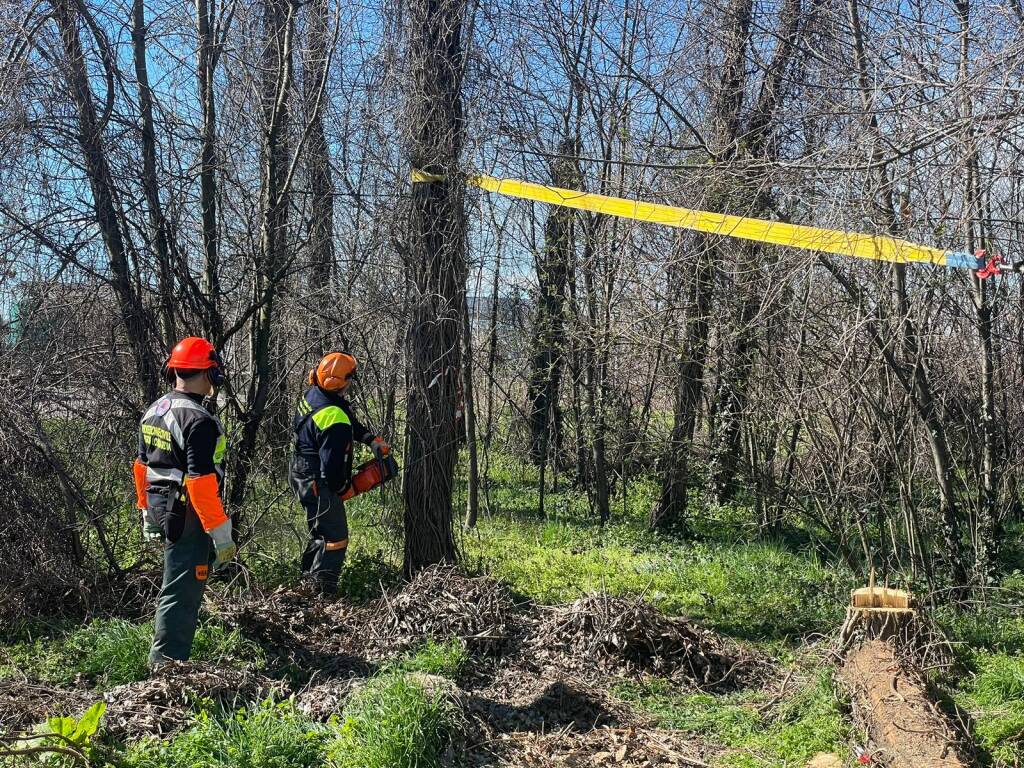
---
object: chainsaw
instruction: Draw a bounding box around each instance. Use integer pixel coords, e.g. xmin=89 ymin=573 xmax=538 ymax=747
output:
xmin=341 ymin=453 xmax=401 ymax=501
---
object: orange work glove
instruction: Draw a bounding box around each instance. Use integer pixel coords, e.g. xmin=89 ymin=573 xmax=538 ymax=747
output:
xmin=134 ymin=460 xmax=162 ymax=542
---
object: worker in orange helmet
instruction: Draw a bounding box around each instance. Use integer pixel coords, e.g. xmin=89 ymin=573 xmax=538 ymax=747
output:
xmin=132 ymin=336 xmax=234 ymax=664
xmin=290 ymin=352 xmax=390 ymax=596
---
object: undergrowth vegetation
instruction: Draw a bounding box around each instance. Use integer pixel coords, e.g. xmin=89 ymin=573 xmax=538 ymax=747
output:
xmin=953 ymin=652 xmax=1024 ymax=765
xmin=463 ymin=514 xmax=851 ymax=640
xmin=1 ymin=619 xmax=259 ymax=689
xmin=616 ymin=662 xmax=848 ymax=767
xmin=2 ymin=455 xmax=1021 ymax=767
xmin=116 ymin=642 xmax=464 ymax=768
xmin=122 ymin=702 xmax=329 ymax=768
xmin=328 ymin=669 xmax=460 ymax=768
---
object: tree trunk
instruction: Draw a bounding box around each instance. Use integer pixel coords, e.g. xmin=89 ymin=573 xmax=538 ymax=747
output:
xmin=131 ymin=0 xmax=176 ymax=346
xmin=708 ymin=0 xmax=804 ymax=500
xmin=462 ymin=293 xmax=480 ymax=528
xmin=482 ymin=234 xmax=501 ymax=513
xmin=956 ymin=0 xmax=997 ymax=584
xmin=401 ymin=0 xmax=466 ymax=577
xmin=52 ymin=0 xmax=160 ymax=403
xmin=657 ymin=0 xmax=773 ymax=520
xmin=303 ymin=0 xmax=335 ymax=293
xmin=197 ymin=0 xmax=223 ymax=342
xmin=526 ymin=138 xmax=580 ymax=467
xmin=228 ymin=0 xmax=294 ymax=509
xmin=651 ymin=238 xmax=713 ymax=530
xmin=581 ymin=218 xmax=610 ymax=523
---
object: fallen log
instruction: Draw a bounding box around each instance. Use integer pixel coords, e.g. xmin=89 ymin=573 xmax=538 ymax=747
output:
xmin=839 ymin=641 xmax=970 ymax=768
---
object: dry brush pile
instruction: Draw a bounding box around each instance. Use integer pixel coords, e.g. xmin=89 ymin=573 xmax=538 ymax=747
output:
xmin=529 ymin=594 xmax=753 ymax=689
xmin=367 ymin=565 xmax=518 ymax=655
xmin=2 ymin=565 xmax=757 ymax=754
xmin=0 ymin=662 xmax=284 ymax=741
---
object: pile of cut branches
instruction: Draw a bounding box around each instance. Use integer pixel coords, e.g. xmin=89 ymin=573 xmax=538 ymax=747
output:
xmin=100 ymin=661 xmax=286 ymax=740
xmin=217 ymin=586 xmax=374 ymax=678
xmin=530 ymin=594 xmax=746 ymax=688
xmin=0 ymin=679 xmax=92 ymax=735
xmin=370 ymin=565 xmax=517 ymax=654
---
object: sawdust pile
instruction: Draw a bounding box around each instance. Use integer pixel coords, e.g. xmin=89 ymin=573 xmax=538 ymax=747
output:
xmin=369 ymin=565 xmax=516 ymax=654
xmin=530 ymin=594 xmax=745 ymax=688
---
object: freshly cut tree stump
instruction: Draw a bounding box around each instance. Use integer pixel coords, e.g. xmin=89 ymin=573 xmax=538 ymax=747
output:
xmin=839 ymin=641 xmax=969 ymax=768
xmin=839 ymin=587 xmax=917 ymax=648
xmin=838 ymin=584 xmax=954 ymax=669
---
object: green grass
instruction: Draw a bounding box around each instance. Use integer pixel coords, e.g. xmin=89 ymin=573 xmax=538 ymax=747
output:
xmin=395 ymin=638 xmax=468 ymax=679
xmin=121 ymin=701 xmax=329 ymax=768
xmin=115 ymin=660 xmax=460 ymax=768
xmin=0 ymin=618 xmax=263 ymax=689
xmin=461 ymin=514 xmax=851 ymax=640
xmin=949 ymin=651 xmax=1024 ymax=766
xmin=327 ymin=670 xmax=459 ymax=768
xmin=939 ymin=605 xmax=1024 ymax=658
xmin=616 ymin=667 xmax=848 ymax=767
xmin=934 ymin=604 xmax=1024 ymax=765
xmin=447 ymin=449 xmax=855 ymax=641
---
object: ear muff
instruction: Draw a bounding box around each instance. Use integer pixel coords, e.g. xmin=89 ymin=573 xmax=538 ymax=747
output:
xmin=162 ymin=351 xmax=225 ymax=386
xmin=207 ymin=351 xmax=226 ymax=387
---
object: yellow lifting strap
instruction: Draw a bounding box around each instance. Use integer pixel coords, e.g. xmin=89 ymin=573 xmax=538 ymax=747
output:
xmin=411 ymin=169 xmax=987 ymax=272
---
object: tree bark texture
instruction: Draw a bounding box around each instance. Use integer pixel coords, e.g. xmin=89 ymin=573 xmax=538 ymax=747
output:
xmin=526 ymin=138 xmax=580 ymax=466
xmin=401 ymin=0 xmax=467 ymax=576
xmin=196 ymin=0 xmax=223 ymax=342
xmin=303 ymin=0 xmax=335 ymax=290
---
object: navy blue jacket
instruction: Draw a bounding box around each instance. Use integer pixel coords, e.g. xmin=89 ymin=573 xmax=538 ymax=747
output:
xmin=293 ymin=387 xmax=375 ymax=493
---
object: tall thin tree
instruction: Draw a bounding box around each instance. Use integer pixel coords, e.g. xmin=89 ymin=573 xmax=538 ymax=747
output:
xmin=401 ymin=0 xmax=467 ymax=576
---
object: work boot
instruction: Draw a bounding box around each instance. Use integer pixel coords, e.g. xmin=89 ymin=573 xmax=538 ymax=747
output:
xmin=313 ymin=573 xmax=339 ymax=599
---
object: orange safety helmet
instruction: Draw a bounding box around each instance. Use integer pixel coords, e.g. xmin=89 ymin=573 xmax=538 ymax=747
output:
xmin=309 ymin=352 xmax=357 ymax=392
xmin=165 ymin=336 xmax=225 ymax=384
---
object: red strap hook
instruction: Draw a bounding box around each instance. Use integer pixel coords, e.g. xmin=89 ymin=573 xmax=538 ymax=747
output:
xmin=975 ymin=250 xmax=1003 ymax=280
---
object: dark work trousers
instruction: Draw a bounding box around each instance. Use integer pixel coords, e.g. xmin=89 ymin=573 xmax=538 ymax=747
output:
xmin=150 ymin=516 xmax=211 ymax=664
xmin=289 ymin=455 xmax=349 ymax=594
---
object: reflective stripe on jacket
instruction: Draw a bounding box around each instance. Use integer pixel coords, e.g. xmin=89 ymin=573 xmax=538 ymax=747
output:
xmin=292 ymin=386 xmax=373 ymax=493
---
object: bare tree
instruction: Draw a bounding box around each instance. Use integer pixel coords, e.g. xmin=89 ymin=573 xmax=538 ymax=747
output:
xmin=51 ymin=0 xmax=161 ymax=402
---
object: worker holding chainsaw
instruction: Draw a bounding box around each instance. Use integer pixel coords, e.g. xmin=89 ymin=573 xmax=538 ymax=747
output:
xmin=133 ymin=336 xmax=235 ymax=665
xmin=291 ymin=352 xmax=397 ymax=596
